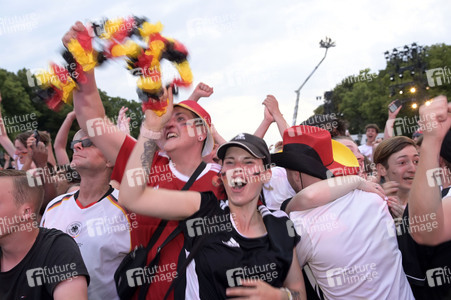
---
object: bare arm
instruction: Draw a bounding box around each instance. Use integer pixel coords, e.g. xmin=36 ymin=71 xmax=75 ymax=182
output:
xmin=118 ymin=88 xmax=201 ymax=220
xmin=28 ymin=137 xmax=57 ymax=210
xmin=63 ymin=22 xmax=126 ymax=164
xmin=254 ymin=105 xmax=274 ymax=138
xmin=53 ymin=276 xmax=88 ymax=300
xmin=187 ymin=82 xmax=213 ymax=102
xmin=409 ymin=95 xmax=451 ymax=245
xmin=265 ymin=95 xmax=289 ymax=138
xmin=286 ymin=175 xmax=385 ymax=213
xmin=225 ymin=250 xmax=306 ymax=300
xmin=282 ymin=249 xmax=306 ymax=300
xmin=0 ymin=92 xmax=17 ymax=158
xmin=45 ymin=134 xmax=57 ymax=168
xmin=54 ymin=111 xmax=76 ymax=166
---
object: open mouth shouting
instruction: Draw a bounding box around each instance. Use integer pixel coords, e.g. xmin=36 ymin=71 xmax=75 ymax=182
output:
xmin=166 ymin=132 xmax=178 ymax=140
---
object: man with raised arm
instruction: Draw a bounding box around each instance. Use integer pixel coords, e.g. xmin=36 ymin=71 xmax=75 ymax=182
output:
xmin=62 ymin=22 xmax=224 ymax=299
xmin=409 ymin=95 xmax=451 ymax=245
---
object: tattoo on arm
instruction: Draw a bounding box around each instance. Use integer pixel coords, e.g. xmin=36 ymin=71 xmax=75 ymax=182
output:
xmin=290 ymin=290 xmax=301 ymax=300
xmin=140 ymin=139 xmax=158 ymax=176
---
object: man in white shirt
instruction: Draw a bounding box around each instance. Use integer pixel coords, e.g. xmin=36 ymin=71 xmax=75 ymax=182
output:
xmin=41 ymin=130 xmax=131 ymax=300
xmin=358 ymin=124 xmax=380 ymax=161
xmin=271 ymin=125 xmax=414 ymax=300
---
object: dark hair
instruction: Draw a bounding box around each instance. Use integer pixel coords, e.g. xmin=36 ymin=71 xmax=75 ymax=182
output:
xmin=364 ymin=124 xmax=380 ymax=134
xmin=373 ymin=136 xmax=416 ymax=169
xmin=0 ymin=169 xmax=44 ymax=215
xmin=15 ymin=130 xmax=50 ymax=147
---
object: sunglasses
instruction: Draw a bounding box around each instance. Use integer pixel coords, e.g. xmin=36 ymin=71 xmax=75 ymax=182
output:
xmin=70 ymin=139 xmax=94 ymax=150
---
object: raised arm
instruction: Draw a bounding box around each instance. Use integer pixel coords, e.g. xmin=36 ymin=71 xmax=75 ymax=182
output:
xmin=187 ymin=82 xmax=214 ymax=102
xmin=62 ymin=22 xmax=126 ymax=164
xmin=118 ymin=88 xmax=200 ymax=220
xmin=286 ymin=175 xmax=385 ymax=213
xmin=384 ymin=100 xmax=402 ymax=139
xmin=409 ymin=95 xmax=451 ymax=245
xmin=265 ymin=95 xmax=289 ymax=138
xmin=54 ymin=111 xmax=76 ymax=166
xmin=0 ymin=92 xmax=17 ymax=158
xmin=254 ymin=104 xmax=275 ymax=138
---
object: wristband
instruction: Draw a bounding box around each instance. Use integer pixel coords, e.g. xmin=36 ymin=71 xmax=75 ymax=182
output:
xmin=280 ymin=287 xmax=292 ymax=300
xmin=140 ymin=124 xmax=162 ymax=140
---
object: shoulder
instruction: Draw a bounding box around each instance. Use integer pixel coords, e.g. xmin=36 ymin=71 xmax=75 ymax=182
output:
xmin=44 ymin=192 xmax=76 ymax=212
xmin=38 ymin=227 xmax=78 ymax=247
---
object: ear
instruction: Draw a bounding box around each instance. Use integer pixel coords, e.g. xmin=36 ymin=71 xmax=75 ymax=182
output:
xmin=376 ymin=163 xmax=387 ymax=177
xmin=106 ymin=160 xmax=114 ymax=168
xmin=21 ymin=204 xmax=34 ymax=222
xmin=261 ymin=169 xmax=272 ymax=184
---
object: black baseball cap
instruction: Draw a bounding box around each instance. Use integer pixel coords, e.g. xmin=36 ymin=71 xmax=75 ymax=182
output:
xmin=217 ymin=133 xmax=271 ymax=165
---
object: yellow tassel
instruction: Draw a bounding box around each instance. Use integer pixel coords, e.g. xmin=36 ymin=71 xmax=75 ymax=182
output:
xmin=137 ymin=76 xmax=162 ymax=92
xmin=175 ymin=61 xmax=193 ymax=84
xmin=139 ymin=21 xmax=163 ymax=38
xmin=67 ymin=39 xmax=97 ymax=71
xmin=101 ymin=18 xmax=124 ymax=39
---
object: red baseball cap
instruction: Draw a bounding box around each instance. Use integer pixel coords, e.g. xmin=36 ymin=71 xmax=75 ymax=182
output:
xmin=271 ymin=125 xmax=360 ymax=179
xmin=174 ymin=100 xmax=214 ymax=157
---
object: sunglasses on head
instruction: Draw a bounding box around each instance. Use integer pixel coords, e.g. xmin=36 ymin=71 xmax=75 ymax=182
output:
xmin=70 ymin=139 xmax=93 ymax=150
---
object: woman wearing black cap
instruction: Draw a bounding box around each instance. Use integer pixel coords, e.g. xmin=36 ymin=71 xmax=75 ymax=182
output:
xmin=119 ymin=127 xmax=306 ymax=299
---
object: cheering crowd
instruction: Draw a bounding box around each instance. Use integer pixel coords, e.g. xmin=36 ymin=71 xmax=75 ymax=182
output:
xmin=0 ymin=21 xmax=451 ymax=300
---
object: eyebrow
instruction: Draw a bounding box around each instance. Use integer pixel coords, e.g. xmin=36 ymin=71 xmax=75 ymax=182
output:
xmin=224 ymin=156 xmax=256 ymax=160
xmin=395 ymin=154 xmax=420 ymax=159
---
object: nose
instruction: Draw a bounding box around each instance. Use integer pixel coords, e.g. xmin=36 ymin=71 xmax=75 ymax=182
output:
xmin=73 ymin=141 xmax=83 ymax=151
xmin=407 ymin=160 xmax=417 ymax=173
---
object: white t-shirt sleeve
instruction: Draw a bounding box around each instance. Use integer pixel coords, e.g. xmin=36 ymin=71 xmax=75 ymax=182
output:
xmin=264 ymin=167 xmax=296 ymax=211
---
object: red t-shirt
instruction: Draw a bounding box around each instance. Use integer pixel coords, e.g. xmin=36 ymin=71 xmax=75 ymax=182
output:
xmin=111 ymin=135 xmax=225 ymax=300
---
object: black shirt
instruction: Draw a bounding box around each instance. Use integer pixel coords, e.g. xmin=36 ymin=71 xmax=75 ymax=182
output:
xmin=397 ymin=188 xmax=451 ymax=300
xmin=179 ymin=192 xmax=299 ymax=299
xmin=0 ymin=227 xmax=90 ymax=300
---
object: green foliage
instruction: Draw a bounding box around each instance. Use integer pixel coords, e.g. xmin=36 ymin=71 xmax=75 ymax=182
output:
xmin=0 ymin=67 xmax=143 ymax=155
xmin=313 ymin=43 xmax=451 ymax=135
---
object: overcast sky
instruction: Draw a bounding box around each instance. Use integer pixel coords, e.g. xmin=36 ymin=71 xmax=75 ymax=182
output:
xmin=1 ymin=0 xmax=450 ymax=147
